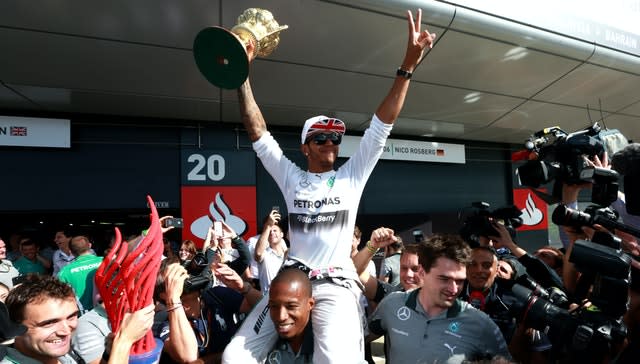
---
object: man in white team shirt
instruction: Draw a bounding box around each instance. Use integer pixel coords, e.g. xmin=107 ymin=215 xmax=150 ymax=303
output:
xmin=222 ymin=9 xmax=436 ymax=364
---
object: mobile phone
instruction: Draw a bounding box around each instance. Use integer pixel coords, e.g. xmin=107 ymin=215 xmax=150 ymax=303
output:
xmin=272 ymin=206 xmax=280 ymax=213
xmin=163 ymin=217 xmax=184 ymax=229
xmin=12 ymin=275 xmax=27 ymax=286
xmin=412 ymin=229 xmax=424 ymax=243
xmin=213 ymin=221 xmax=223 ymax=236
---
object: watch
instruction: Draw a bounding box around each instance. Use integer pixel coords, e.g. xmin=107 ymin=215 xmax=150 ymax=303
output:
xmin=396 ymin=67 xmax=412 ymax=79
xmin=241 ymin=281 xmax=252 ymax=295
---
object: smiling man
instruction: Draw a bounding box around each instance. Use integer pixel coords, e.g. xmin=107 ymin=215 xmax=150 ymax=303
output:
xmin=465 ymin=246 xmax=499 ymax=297
xmin=1 ymin=275 xmax=82 ymax=364
xmin=266 ymin=269 xmax=314 ymax=364
xmin=225 ymin=9 xmax=438 ymax=364
xmin=368 ymin=234 xmax=511 ymax=363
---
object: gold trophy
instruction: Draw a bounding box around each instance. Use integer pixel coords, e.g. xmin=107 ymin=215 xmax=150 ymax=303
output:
xmin=193 ymin=8 xmax=288 ymax=89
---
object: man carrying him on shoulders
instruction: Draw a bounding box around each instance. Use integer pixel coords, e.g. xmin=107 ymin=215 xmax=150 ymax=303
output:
xmin=266 ymin=269 xmax=315 ymax=364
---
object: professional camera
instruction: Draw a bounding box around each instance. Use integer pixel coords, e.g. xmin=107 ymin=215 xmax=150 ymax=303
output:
xmin=459 ymin=202 xmax=523 ymax=247
xmin=514 ymin=124 xmax=625 ymax=206
xmin=552 ymin=203 xmax=640 ymax=240
xmin=517 ymin=125 xmax=605 ymax=187
xmin=511 ymin=282 xmax=627 ymax=363
xmin=182 ymin=252 xmax=211 ymax=292
xmin=510 ymin=236 xmax=631 ymax=363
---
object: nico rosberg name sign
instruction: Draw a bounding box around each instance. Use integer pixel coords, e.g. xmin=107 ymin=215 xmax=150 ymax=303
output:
xmin=339 ymin=135 xmax=465 ymax=164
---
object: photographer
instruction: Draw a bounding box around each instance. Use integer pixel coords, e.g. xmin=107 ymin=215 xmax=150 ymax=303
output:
xmin=460 ymin=246 xmax=553 ymax=363
xmin=488 ymin=221 xmax=565 ymax=292
xmin=460 ymin=204 xmax=564 ymax=292
xmin=153 ymin=259 xmax=200 ymax=363
xmin=557 ymin=147 xmax=640 ymax=294
xmin=202 ymin=221 xmax=250 ymax=277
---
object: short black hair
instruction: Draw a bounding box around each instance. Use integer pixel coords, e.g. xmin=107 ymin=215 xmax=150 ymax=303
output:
xmin=272 ymin=268 xmax=312 ymax=298
xmin=611 ymin=143 xmax=640 ymax=175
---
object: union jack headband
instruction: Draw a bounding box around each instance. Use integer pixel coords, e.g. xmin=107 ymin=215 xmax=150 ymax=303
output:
xmin=300 ymin=115 xmax=346 ymax=144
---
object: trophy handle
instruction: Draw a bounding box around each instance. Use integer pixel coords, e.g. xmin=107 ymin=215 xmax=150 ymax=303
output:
xmin=193 ymin=26 xmax=249 ymax=90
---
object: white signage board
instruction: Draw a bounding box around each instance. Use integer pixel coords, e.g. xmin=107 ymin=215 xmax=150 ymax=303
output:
xmin=339 ymin=135 xmax=465 ymax=164
xmin=0 ymin=116 xmax=70 ymax=148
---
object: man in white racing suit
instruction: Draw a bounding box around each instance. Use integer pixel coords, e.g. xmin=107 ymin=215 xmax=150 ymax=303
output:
xmin=222 ymin=9 xmax=437 ymax=364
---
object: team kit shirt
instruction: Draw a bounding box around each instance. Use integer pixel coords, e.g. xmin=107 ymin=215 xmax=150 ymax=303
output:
xmin=266 ymin=324 xmax=314 ymax=364
xmin=0 ymin=347 xmax=80 ymax=364
xmin=58 ymin=254 xmax=103 ymax=312
xmin=253 ymin=115 xmax=392 ymax=271
xmin=369 ymin=289 xmax=511 ymax=363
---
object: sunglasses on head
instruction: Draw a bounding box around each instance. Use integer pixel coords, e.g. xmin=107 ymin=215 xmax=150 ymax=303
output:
xmin=307 ymin=132 xmax=342 ymax=145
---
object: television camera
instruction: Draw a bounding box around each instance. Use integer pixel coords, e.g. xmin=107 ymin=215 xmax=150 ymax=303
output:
xmin=513 ymin=206 xmax=635 ymax=363
xmin=515 ymin=124 xmax=623 ymax=205
xmin=459 ymin=202 xmax=523 ymax=248
xmin=511 ymin=235 xmax=630 ymax=363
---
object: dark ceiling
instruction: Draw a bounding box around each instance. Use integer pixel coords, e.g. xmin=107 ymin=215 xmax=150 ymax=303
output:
xmin=2 ymin=0 xmax=640 ymax=146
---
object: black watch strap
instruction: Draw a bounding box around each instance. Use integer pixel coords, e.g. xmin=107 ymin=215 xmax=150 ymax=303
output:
xmin=396 ymin=67 xmax=412 ymax=79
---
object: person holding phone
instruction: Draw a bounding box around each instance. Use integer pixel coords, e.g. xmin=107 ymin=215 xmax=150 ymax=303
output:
xmin=224 ymin=9 xmax=437 ymax=363
xmin=203 ymin=221 xmax=251 ymax=277
xmin=254 ymin=208 xmax=288 ymax=295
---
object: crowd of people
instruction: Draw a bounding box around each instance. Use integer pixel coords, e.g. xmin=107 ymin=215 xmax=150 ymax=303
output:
xmin=2 ymin=7 xmax=640 ymax=364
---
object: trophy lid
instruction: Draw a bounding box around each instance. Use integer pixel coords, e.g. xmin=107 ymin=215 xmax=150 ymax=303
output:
xmin=193 ymin=27 xmax=249 ymax=90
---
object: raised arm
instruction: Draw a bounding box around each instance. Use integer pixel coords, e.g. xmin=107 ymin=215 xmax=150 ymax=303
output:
xmin=237 ymin=41 xmax=267 ymax=141
xmin=107 ymin=305 xmax=155 ymax=364
xmin=375 ymin=9 xmax=436 ymax=124
xmin=163 ymin=263 xmax=199 ymax=363
xmin=353 ymin=227 xmax=398 ymax=300
xmin=353 ymin=227 xmax=397 ymax=274
xmin=254 ymin=210 xmax=280 ymax=263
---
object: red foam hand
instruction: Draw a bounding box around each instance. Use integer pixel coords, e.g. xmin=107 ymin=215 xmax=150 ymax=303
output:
xmin=95 ymin=195 xmax=164 ymax=355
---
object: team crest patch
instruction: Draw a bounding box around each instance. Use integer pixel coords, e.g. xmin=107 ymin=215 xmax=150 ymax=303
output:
xmin=267 ymin=351 xmax=281 ymax=364
xmin=327 ymin=175 xmax=335 ymax=188
xmin=396 ymin=306 xmax=411 ymax=321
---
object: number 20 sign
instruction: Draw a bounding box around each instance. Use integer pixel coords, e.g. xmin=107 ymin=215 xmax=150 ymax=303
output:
xmin=181 ymin=150 xmax=256 ymax=186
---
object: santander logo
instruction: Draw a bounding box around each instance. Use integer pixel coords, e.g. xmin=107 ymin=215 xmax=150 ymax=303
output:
xmin=190 ymin=192 xmax=247 ymax=239
xmin=520 ymin=193 xmax=544 ymax=226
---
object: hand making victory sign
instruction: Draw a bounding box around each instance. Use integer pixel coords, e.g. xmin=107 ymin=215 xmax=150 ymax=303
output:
xmin=403 ymin=9 xmax=436 ymax=71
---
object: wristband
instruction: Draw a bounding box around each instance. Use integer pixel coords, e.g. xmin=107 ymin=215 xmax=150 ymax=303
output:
xmin=241 ymin=281 xmax=252 ymax=295
xmin=396 ymin=67 xmax=412 ymax=79
xmin=102 ymin=349 xmax=110 ymax=362
xmin=366 ymin=240 xmax=379 ymax=254
xmin=166 ymin=303 xmax=183 ymax=313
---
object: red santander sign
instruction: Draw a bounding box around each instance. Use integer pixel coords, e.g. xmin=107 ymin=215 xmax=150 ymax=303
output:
xmin=513 ymin=188 xmax=548 ymax=231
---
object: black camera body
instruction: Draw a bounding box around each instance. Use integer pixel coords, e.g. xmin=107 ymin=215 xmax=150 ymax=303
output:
xmin=182 ymin=252 xmax=210 ymax=293
xmin=511 ymin=281 xmax=627 ymax=363
xmin=510 ymin=236 xmax=631 ymax=363
xmin=459 ymin=202 xmax=523 ymax=247
xmin=517 ymin=125 xmax=605 ymax=188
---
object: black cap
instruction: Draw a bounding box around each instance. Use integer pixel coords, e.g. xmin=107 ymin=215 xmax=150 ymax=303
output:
xmin=0 ymin=301 xmax=26 ymax=342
